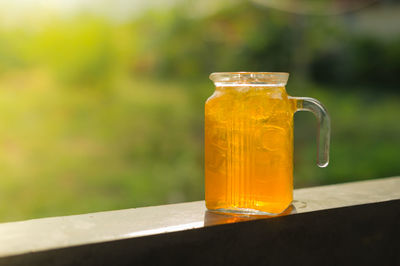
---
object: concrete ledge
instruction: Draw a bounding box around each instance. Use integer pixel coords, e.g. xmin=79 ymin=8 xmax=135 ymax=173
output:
xmin=0 ymin=177 xmax=399 ymax=266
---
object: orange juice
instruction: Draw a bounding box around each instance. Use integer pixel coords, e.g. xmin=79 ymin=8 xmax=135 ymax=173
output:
xmin=205 ymin=85 xmax=296 ymax=214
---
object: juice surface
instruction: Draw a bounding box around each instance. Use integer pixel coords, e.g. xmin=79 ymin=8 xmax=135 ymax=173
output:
xmin=205 ymin=85 xmax=295 ymax=214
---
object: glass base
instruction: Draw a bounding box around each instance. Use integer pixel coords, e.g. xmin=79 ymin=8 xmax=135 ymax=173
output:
xmin=208 ymin=203 xmax=294 ymax=218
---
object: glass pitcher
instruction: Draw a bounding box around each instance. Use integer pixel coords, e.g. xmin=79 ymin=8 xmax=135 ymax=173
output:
xmin=205 ymin=72 xmax=330 ymax=215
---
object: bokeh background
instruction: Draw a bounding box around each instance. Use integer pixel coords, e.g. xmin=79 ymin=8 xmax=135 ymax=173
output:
xmin=0 ymin=0 xmax=399 ymax=222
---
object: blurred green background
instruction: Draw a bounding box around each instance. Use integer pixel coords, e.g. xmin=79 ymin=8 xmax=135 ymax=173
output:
xmin=0 ymin=0 xmax=399 ymax=222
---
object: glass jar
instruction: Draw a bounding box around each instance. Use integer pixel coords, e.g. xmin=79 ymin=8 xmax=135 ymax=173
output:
xmin=205 ymin=72 xmax=330 ymax=215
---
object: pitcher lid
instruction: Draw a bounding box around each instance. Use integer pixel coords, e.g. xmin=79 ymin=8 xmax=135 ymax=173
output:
xmin=210 ymin=72 xmax=289 ymax=86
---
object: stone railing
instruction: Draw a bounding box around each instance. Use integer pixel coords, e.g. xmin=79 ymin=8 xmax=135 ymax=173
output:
xmin=0 ymin=177 xmax=399 ymax=266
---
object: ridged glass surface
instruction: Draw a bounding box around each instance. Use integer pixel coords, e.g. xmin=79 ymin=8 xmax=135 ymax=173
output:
xmin=205 ymin=85 xmax=295 ymax=214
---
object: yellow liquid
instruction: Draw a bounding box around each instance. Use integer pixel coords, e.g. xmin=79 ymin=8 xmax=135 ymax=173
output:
xmin=205 ymin=85 xmax=296 ymax=214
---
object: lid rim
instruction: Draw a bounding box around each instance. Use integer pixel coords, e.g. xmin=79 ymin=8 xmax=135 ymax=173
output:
xmin=209 ymin=72 xmax=289 ymax=85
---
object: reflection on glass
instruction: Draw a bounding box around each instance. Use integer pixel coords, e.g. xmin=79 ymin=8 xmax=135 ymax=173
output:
xmin=204 ymin=204 xmax=296 ymax=227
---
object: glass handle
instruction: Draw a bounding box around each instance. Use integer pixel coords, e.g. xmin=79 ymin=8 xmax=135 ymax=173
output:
xmin=290 ymin=97 xmax=331 ymax=168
